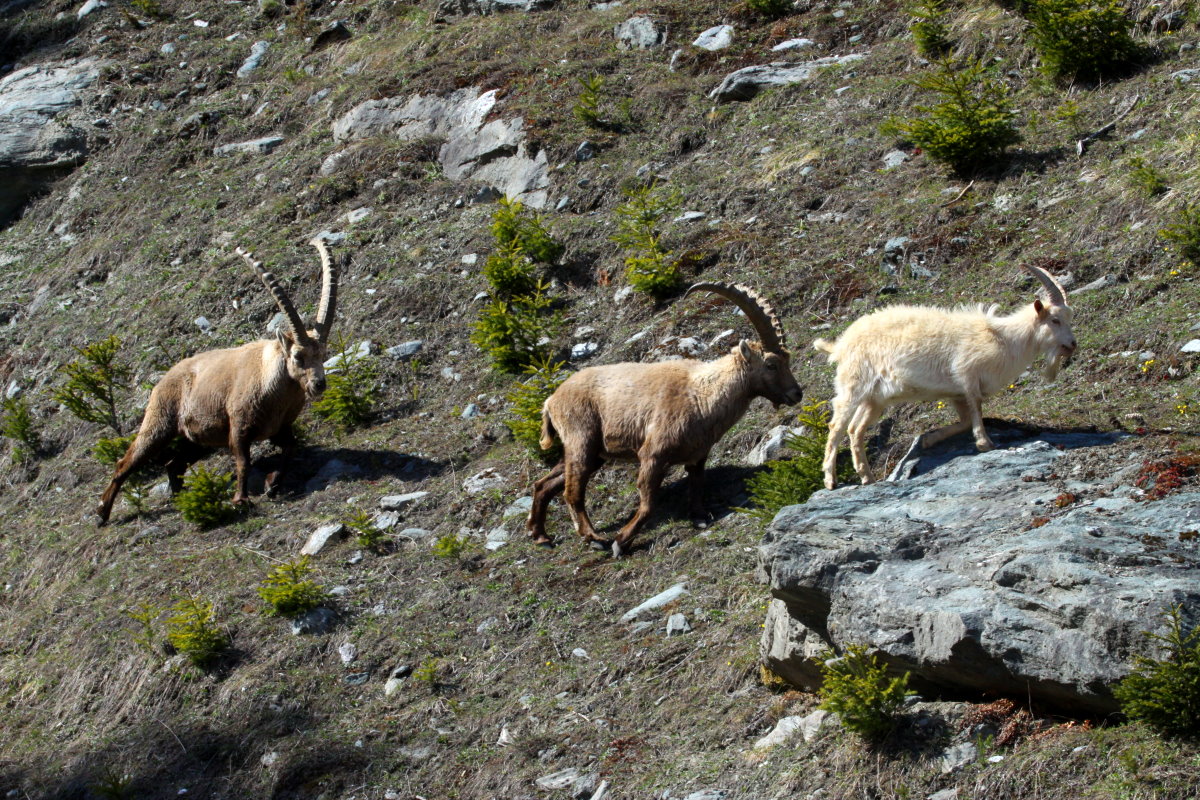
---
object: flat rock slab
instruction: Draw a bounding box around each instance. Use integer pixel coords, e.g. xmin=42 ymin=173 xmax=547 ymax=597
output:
xmin=709 ymin=54 xmax=866 ymax=102
xmin=757 ymin=430 xmax=1200 ymax=715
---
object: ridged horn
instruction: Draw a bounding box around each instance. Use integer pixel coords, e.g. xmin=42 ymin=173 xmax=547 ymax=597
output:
xmin=685 ymin=281 xmax=787 ymax=353
xmin=1023 ymin=264 xmax=1068 ymax=307
xmin=236 ymin=247 xmax=309 ymax=343
xmin=310 ymin=237 xmax=338 ymax=344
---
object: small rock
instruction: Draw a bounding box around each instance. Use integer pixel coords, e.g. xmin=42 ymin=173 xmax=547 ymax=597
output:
xmin=477 ymin=616 xmax=499 ymax=633
xmin=485 ymin=527 xmax=510 ymax=551
xmin=939 ymin=742 xmax=977 ymax=773
xmin=345 ymin=207 xmax=372 ymax=224
xmin=398 ymin=527 xmax=433 ymax=540
xmin=614 ymin=16 xmax=664 ymax=49
xmin=665 ymin=613 xmax=691 ymax=636
xmin=576 ymin=141 xmax=598 ymax=162
xmin=386 ymin=340 xmax=424 ymax=360
xmin=571 ymin=647 xmax=589 ymax=659
xmin=338 ymin=642 xmax=358 ymax=665
xmin=621 ymin=583 xmax=688 ymax=622
xmin=214 ymin=136 xmax=285 ymax=157
xmin=384 ymin=665 xmax=411 ymax=696
xmin=343 ymin=670 xmax=370 ymax=685
xmin=1075 ymin=274 xmax=1117 ymax=293
xmin=461 ymin=403 xmax=482 ymax=419
xmin=290 ymin=607 xmax=337 ymax=636
xmin=674 ymin=210 xmax=706 ymax=223
xmin=753 ymin=715 xmax=805 ymax=749
xmin=799 ymin=708 xmax=830 ymax=742
xmin=194 ymin=316 xmax=213 ymax=334
xmin=379 ymin=491 xmax=429 ymax=511
xmin=77 ymin=0 xmax=107 ymax=18
xmin=772 ymin=38 xmax=816 ymax=51
xmin=536 ymin=768 xmax=581 ymax=790
xmin=693 ymin=24 xmax=733 ymax=51
xmin=571 ymin=342 xmax=599 ymax=360
xmin=1180 ymin=339 xmax=1200 ymax=354
xmin=683 ymin=791 xmax=727 ymax=800
xmin=463 ymin=468 xmax=506 ymax=494
xmin=927 ymin=789 xmax=959 ymax=800
xmin=324 ymin=340 xmax=373 ymax=372
xmin=301 ymin=522 xmax=346 ymax=556
xmin=747 ymin=425 xmax=807 ymax=466
xmin=312 ymin=19 xmax=352 ymax=50
xmin=237 ymin=41 xmax=271 ymax=78
xmin=614 ymin=285 xmax=635 ymax=304
xmin=161 ymin=42 xmax=176 ymax=54
xmin=882 ymin=150 xmax=908 ymax=169
xmin=676 ymin=337 xmax=706 ymax=356
xmin=373 ymin=511 xmax=400 ymax=530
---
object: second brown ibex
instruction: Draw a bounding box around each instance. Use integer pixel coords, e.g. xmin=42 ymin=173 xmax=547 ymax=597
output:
xmin=527 ymin=282 xmax=804 ymax=557
xmin=96 ymin=239 xmax=339 ymax=525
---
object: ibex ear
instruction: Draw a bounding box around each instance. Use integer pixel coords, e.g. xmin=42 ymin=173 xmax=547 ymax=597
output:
xmin=735 ymin=339 xmax=759 ymax=362
xmin=1033 ymin=298 xmax=1047 ymax=318
xmin=276 ymin=328 xmax=293 ymax=349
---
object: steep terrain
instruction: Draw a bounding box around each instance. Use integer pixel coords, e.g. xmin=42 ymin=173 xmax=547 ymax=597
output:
xmin=1 ymin=0 xmax=1200 ymax=798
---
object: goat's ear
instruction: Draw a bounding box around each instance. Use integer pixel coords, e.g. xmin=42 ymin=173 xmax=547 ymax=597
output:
xmin=1033 ymin=298 xmax=1046 ymax=317
xmin=276 ymin=328 xmax=293 ymax=349
xmin=736 ymin=340 xmax=758 ymax=362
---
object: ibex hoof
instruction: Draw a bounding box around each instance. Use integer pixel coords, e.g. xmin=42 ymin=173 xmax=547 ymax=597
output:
xmin=531 ymin=536 xmax=555 ymax=548
xmin=95 ymin=512 xmax=109 ymax=528
xmin=611 ymin=540 xmax=627 ymax=558
xmin=976 ymin=441 xmax=995 ymax=453
xmin=588 ymin=538 xmax=611 ymax=552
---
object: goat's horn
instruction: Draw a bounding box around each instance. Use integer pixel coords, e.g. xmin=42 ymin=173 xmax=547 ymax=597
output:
xmin=1023 ymin=264 xmax=1068 ymax=307
xmin=310 ymin=237 xmax=338 ymax=343
xmin=686 ymin=281 xmax=787 ymax=353
xmin=236 ymin=247 xmax=309 ymax=342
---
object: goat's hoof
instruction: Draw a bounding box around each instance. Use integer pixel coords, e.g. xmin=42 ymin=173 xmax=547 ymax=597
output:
xmin=94 ymin=512 xmax=109 ymax=528
xmin=588 ymin=538 xmax=612 ymax=552
xmin=531 ymin=536 xmax=556 ymax=548
xmin=977 ymin=442 xmax=995 ymax=453
xmin=611 ymin=540 xmax=627 ymax=558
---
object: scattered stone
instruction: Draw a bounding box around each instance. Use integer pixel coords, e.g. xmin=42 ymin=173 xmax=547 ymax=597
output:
xmin=386 ymin=340 xmax=424 ymax=360
xmin=620 ymin=582 xmax=688 ymax=622
xmin=674 ymin=210 xmax=706 ymax=223
xmin=194 ymin=316 xmax=213 ymax=334
xmin=485 ymin=526 xmax=509 ymax=551
xmin=799 ymin=709 xmax=831 ymax=742
xmin=665 ymin=613 xmax=691 ymax=636
xmin=576 ymin=141 xmax=598 ymax=162
xmin=927 ymin=790 xmax=959 ymax=800
xmin=614 ymin=16 xmax=665 ymax=49
xmin=753 ymin=715 xmax=804 ymax=749
xmin=461 ymin=403 xmax=482 ymax=419
xmin=373 ymin=511 xmax=400 ymax=530
xmin=379 ymin=491 xmax=429 ymax=511
xmin=338 ymin=645 xmax=357 ymax=666
xmin=346 ymin=206 xmax=371 ymax=224
xmin=1075 ymin=274 xmax=1117 ymax=293
xmin=710 ymin=54 xmax=865 ymax=102
xmin=1171 ymin=68 xmax=1200 ymax=83
xmin=772 ymin=37 xmax=816 ymax=51
xmin=301 ymin=522 xmax=346 ymax=556
xmin=882 ymin=149 xmax=908 ymax=169
xmin=939 ymin=742 xmax=977 ymax=773
xmin=676 ymin=337 xmax=706 ymax=356
xmin=384 ymin=665 xmax=411 ymax=696
xmin=398 ymin=527 xmax=433 ymax=540
xmin=536 ymin=768 xmax=581 ymax=790
xmin=312 ymin=20 xmax=352 ymax=51
xmin=683 ymin=791 xmax=727 ymax=800
xmin=693 ymin=25 xmax=733 ymax=51
xmin=1181 ymin=340 xmax=1200 ymax=353
xmin=571 ymin=341 xmax=599 ymax=360
xmin=747 ymin=425 xmax=807 ymax=466
xmin=290 ymin=607 xmax=337 ymax=636
xmin=614 ymin=285 xmax=635 ymax=304
xmin=213 ymin=136 xmax=284 ymax=156
xmin=324 ymin=340 xmax=373 ymax=372
xmin=463 ymin=468 xmax=506 ymax=494
xmin=77 ymin=0 xmax=106 ymax=18
xmin=477 ymin=616 xmax=499 ymax=633
xmin=344 ymin=670 xmax=370 ymax=685
xmin=236 ymin=41 xmax=270 ymax=78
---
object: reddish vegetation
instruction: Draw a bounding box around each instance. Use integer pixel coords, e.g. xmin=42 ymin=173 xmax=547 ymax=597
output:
xmin=1135 ymin=453 xmax=1200 ymax=501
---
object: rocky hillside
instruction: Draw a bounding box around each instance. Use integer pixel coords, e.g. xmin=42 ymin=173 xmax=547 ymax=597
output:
xmin=2 ymin=0 xmax=1200 ymax=798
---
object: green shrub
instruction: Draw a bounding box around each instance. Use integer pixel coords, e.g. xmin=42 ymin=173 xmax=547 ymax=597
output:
xmin=745 ymin=0 xmax=794 ymax=19
xmin=165 ymin=596 xmax=229 ymax=668
xmin=54 ymin=335 xmax=133 ymax=434
xmin=471 ymin=290 xmax=561 ymax=374
xmin=1114 ymin=605 xmax=1200 ymax=736
xmin=490 ymin=198 xmax=563 ymax=265
xmin=612 ymin=181 xmax=683 ymax=300
xmin=743 ymin=402 xmax=855 ymax=523
xmin=482 ymin=241 xmax=540 ymax=299
xmin=256 ymin=556 xmax=331 ymax=617
xmin=1 ymin=395 xmax=39 ymax=463
xmin=1126 ymin=157 xmax=1168 ymax=198
xmin=413 ymin=657 xmax=443 ymax=690
xmin=125 ymin=602 xmax=162 ymax=658
xmin=259 ymin=0 xmax=284 ymax=18
xmin=129 ymin=0 xmax=163 ymax=17
xmin=346 ymin=509 xmax=387 ymax=552
xmin=505 ymin=357 xmax=570 ymax=462
xmin=573 ymin=75 xmax=604 ymax=128
xmin=90 ymin=766 xmax=135 ymax=800
xmin=883 ymin=58 xmax=1020 ymax=175
xmin=818 ymin=644 xmax=912 ymax=741
xmin=313 ymin=336 xmax=378 ymax=430
xmin=1159 ymin=204 xmax=1200 ymax=265
xmin=174 ymin=465 xmax=238 ymax=529
xmin=1027 ymin=0 xmax=1140 ymax=81
xmin=432 ymin=533 xmax=470 ymax=559
xmin=909 ymin=0 xmax=952 ymax=58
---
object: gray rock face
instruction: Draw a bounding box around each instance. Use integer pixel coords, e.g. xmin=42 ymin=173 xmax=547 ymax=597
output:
xmin=758 ymin=430 xmax=1200 ymax=715
xmin=332 ymin=87 xmax=548 ymax=207
xmin=709 ymin=54 xmax=866 ymax=102
xmin=0 ymin=59 xmax=102 ymax=223
xmin=236 ymin=41 xmax=271 ymax=78
xmin=213 ymin=136 xmax=284 ymax=156
xmin=614 ymin=16 xmax=665 ymax=49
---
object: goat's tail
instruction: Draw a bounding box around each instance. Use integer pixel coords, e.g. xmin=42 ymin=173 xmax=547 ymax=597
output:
xmin=538 ymin=400 xmax=557 ymax=451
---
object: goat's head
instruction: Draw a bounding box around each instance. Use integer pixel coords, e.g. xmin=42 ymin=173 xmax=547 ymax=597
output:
xmin=1024 ymin=264 xmax=1076 ymax=382
xmin=686 ymin=282 xmax=804 ymax=408
xmin=237 ymin=238 xmax=340 ymax=400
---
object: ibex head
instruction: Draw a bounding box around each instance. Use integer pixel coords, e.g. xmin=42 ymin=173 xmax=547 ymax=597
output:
xmin=1023 ymin=264 xmax=1076 ymax=382
xmin=685 ymin=282 xmax=804 ymax=408
xmin=236 ymin=238 xmax=339 ymax=400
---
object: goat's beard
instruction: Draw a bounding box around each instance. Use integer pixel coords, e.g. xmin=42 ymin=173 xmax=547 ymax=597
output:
xmin=1042 ymin=351 xmax=1068 ymax=383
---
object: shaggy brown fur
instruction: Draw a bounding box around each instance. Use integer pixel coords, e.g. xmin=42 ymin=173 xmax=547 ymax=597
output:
xmin=527 ymin=283 xmax=803 ymax=557
xmin=95 ymin=240 xmax=338 ymax=525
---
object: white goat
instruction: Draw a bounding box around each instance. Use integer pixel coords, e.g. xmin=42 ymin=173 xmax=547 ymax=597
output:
xmin=814 ymin=265 xmax=1076 ymax=490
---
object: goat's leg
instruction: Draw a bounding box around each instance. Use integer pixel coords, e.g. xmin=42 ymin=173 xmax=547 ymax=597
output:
xmin=563 ymin=455 xmax=605 ymax=547
xmin=96 ymin=432 xmax=170 ymax=526
xmin=847 ymin=400 xmax=884 ymax=485
xmin=823 ymin=397 xmax=855 ymax=490
xmin=229 ymin=434 xmax=254 ymax=505
xmin=165 ymin=439 xmax=208 ymax=494
xmin=264 ymin=424 xmax=298 ymax=497
xmin=965 ymin=395 xmax=994 ymax=452
xmin=685 ymin=455 xmax=711 ymax=526
xmin=527 ymin=461 xmax=566 ymax=546
xmin=919 ymin=399 xmax=972 ymax=448
xmin=612 ymin=457 xmax=668 ymax=558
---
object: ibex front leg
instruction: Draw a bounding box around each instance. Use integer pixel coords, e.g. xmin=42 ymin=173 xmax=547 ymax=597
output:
xmin=612 ymin=456 xmax=667 ymax=558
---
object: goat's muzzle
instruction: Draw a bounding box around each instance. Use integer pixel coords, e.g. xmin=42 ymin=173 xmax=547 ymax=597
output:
xmin=308 ymin=376 xmax=327 ymax=399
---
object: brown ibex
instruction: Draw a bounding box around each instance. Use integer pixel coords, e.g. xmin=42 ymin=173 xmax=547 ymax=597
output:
xmin=95 ymin=239 xmax=339 ymax=525
xmin=527 ymin=282 xmax=803 ymax=557
xmin=815 ymin=264 xmax=1076 ymax=490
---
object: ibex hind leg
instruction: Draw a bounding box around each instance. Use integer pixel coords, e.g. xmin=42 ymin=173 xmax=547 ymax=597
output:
xmin=563 ymin=454 xmax=606 ymax=549
xmin=264 ymin=425 xmax=299 ymax=497
xmin=96 ymin=431 xmax=172 ymax=526
xmin=527 ymin=461 xmax=566 ymax=546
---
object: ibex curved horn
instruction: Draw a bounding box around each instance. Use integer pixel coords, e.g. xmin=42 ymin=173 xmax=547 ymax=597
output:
xmin=686 ymin=281 xmax=787 ymax=354
xmin=310 ymin=237 xmax=338 ymax=344
xmin=236 ymin=247 xmax=309 ymax=343
xmin=1023 ymin=264 xmax=1068 ymax=307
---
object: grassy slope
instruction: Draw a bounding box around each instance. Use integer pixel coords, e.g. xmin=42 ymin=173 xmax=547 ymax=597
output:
xmin=1 ymin=0 xmax=1199 ymax=797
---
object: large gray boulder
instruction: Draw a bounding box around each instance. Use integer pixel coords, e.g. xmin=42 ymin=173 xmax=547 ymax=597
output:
xmin=332 ymin=87 xmax=548 ymax=207
xmin=0 ymin=58 xmax=102 ymax=223
xmin=757 ymin=428 xmax=1200 ymax=715
xmin=710 ymin=54 xmax=866 ymax=102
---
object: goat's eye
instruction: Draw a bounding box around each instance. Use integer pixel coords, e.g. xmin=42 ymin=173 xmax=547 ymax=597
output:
xmin=767 ymin=362 xmax=778 ymax=371
xmin=1051 ymin=319 xmax=1061 ymax=326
